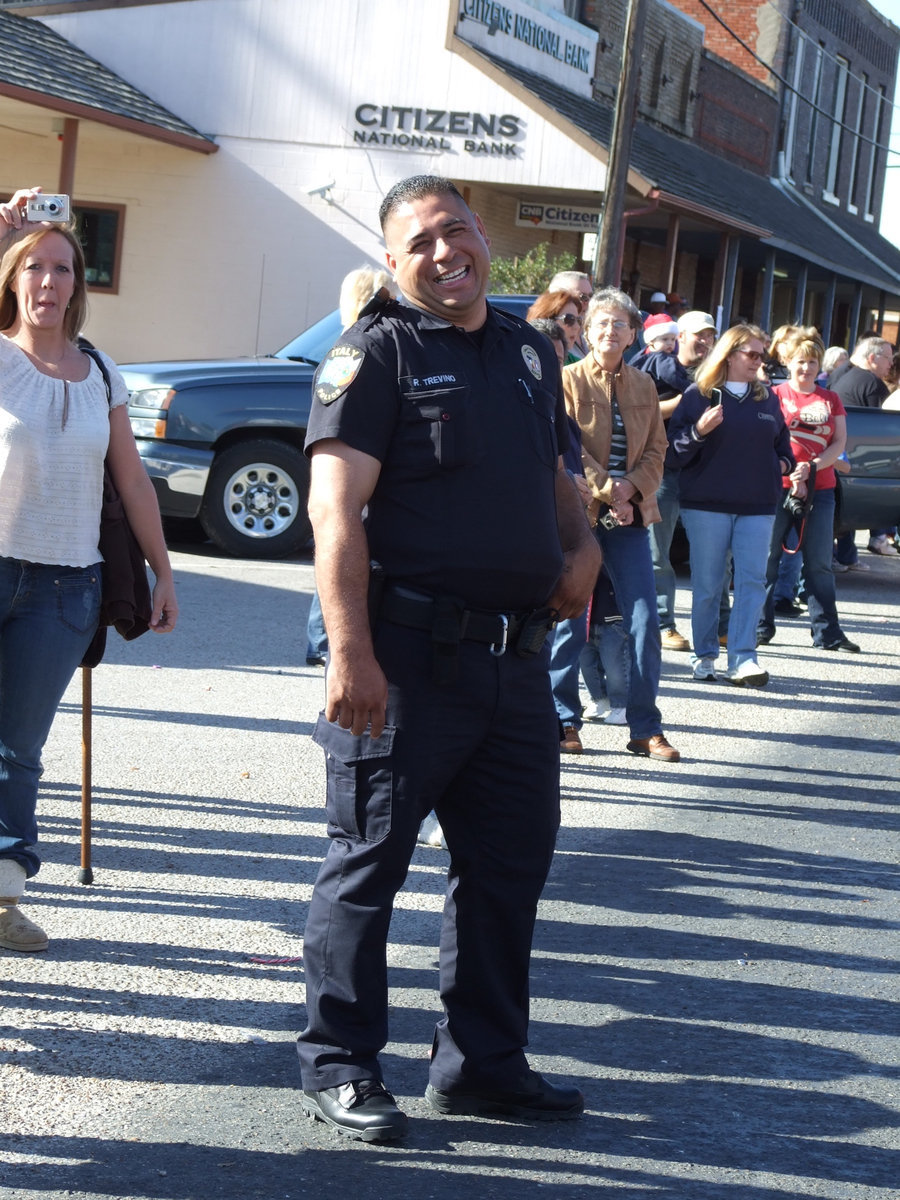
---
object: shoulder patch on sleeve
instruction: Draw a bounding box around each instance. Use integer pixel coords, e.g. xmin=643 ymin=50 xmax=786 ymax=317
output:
xmin=315 ymin=345 xmax=365 ymax=405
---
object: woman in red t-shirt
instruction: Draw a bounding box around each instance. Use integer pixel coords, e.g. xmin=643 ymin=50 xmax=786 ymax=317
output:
xmin=758 ymin=327 xmax=859 ymax=652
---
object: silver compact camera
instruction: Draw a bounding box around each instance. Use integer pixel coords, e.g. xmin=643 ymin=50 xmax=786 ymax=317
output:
xmin=25 ymin=194 xmax=71 ymax=223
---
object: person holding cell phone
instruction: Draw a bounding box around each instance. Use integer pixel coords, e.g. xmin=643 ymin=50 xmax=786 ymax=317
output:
xmin=667 ymin=324 xmax=795 ymax=687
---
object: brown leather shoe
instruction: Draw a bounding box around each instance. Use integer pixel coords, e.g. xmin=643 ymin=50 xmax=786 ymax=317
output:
xmin=626 ymin=734 xmax=680 ymax=762
xmin=661 ymin=628 xmax=690 ymax=652
xmin=560 ymin=725 xmax=583 ymax=753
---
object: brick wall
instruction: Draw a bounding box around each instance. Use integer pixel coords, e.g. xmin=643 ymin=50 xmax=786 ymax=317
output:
xmin=639 ymin=0 xmax=703 ymax=133
xmin=662 ymin=0 xmax=782 ymax=90
xmin=582 ymin=0 xmax=628 ymax=100
xmin=694 ymin=53 xmax=777 ymax=174
xmin=582 ymin=0 xmax=702 ymax=133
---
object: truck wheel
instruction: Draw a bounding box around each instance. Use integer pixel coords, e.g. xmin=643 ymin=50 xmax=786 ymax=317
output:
xmin=200 ymin=439 xmax=310 ymax=558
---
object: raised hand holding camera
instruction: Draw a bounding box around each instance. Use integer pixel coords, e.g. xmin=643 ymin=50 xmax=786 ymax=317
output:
xmin=25 ymin=194 xmax=70 ymax=223
xmin=0 ymin=188 xmax=71 ymax=238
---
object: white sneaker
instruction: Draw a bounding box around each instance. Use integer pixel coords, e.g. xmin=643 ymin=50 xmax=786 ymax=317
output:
xmin=831 ymin=558 xmax=849 ymax=573
xmin=603 ymin=707 xmax=627 ymax=725
xmin=582 ymin=700 xmax=610 ymax=722
xmin=692 ymin=658 xmax=717 ymax=681
xmin=867 ymin=535 xmax=898 ymax=556
xmin=418 ymin=812 xmax=447 ymax=849
xmin=727 ymin=660 xmax=769 ymax=688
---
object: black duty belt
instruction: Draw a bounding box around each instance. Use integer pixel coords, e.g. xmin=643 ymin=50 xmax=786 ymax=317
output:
xmin=379 ymin=585 xmax=558 ymax=674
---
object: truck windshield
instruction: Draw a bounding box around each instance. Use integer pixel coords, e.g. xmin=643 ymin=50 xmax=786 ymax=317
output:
xmin=274 ymin=310 xmax=343 ymax=365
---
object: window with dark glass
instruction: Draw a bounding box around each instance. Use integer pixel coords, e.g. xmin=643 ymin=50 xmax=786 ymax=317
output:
xmin=864 ymin=86 xmax=887 ymax=219
xmin=805 ymin=44 xmax=825 ymax=186
xmin=824 ymin=56 xmax=849 ymax=201
xmin=76 ymin=203 xmax=124 ymax=293
xmin=848 ymin=73 xmax=868 ymax=212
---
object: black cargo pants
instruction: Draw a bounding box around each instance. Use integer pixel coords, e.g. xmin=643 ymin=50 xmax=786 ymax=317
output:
xmin=296 ymin=618 xmax=561 ymax=1093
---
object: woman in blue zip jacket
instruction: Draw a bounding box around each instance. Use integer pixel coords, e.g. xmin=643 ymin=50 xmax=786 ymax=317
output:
xmin=667 ymin=324 xmax=795 ymax=688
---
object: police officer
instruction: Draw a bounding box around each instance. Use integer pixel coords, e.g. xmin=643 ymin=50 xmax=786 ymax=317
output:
xmin=297 ymin=175 xmax=601 ymax=1142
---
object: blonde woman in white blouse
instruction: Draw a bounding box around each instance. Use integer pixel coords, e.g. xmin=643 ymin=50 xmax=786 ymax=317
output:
xmin=0 ymin=188 xmax=177 ymax=953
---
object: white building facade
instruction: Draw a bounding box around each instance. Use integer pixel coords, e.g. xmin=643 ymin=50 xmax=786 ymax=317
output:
xmin=25 ymin=0 xmax=606 ymax=360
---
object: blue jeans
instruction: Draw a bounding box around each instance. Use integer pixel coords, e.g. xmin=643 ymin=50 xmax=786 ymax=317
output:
xmin=833 ymin=529 xmax=858 ymax=566
xmin=681 ymin=510 xmax=774 ymax=671
xmin=647 ymin=467 xmax=681 ymax=630
xmin=0 ymin=557 xmax=101 ymax=877
xmin=306 ymin=588 xmax=328 ymax=658
xmin=580 ymin=620 xmax=630 ymax=709
xmin=594 ymin=525 xmax=662 ymax=740
xmin=718 ymin=551 xmax=732 ymax=638
xmin=761 ymin=489 xmax=843 ymax=647
xmin=549 ymin=610 xmax=588 ymax=727
xmin=773 ymin=527 xmax=802 ymax=604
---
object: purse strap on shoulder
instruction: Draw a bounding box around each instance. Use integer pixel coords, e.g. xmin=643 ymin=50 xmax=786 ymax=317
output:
xmin=80 ymin=343 xmax=112 ymax=407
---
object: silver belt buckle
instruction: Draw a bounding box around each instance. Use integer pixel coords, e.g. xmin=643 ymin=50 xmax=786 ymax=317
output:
xmin=489 ymin=613 xmax=509 ymax=657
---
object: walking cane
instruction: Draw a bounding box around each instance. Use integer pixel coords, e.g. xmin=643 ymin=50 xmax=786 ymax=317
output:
xmin=80 ymin=666 xmax=94 ymax=885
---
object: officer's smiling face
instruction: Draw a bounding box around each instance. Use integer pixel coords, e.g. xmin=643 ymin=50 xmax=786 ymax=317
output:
xmin=384 ymin=192 xmax=491 ymax=331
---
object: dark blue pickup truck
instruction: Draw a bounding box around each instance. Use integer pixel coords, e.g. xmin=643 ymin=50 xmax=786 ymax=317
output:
xmin=122 ymin=304 xmax=900 ymax=558
xmin=836 ymin=404 xmax=900 ymax=535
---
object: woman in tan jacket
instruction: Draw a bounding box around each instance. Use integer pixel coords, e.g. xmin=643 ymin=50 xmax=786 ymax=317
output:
xmin=563 ymin=286 xmax=679 ymax=762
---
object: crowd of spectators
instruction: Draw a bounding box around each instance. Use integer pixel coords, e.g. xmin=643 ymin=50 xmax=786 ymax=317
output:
xmin=529 ymin=273 xmax=897 ymax=761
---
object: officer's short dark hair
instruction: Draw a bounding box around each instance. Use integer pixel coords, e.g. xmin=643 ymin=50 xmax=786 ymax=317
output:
xmin=379 ymin=176 xmax=467 ymax=231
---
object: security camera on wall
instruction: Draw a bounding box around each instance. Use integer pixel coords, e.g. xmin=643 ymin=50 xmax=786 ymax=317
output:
xmin=307 ymin=181 xmax=335 ymax=199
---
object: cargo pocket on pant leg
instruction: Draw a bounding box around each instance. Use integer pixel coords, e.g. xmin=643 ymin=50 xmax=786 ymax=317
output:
xmin=312 ymin=713 xmax=396 ymax=844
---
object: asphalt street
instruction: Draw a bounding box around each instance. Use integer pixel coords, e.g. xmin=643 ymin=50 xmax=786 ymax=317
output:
xmin=1 ymin=538 xmax=898 ymax=1200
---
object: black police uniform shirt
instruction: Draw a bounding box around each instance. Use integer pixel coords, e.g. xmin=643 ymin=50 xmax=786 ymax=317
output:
xmin=306 ymin=299 xmax=568 ymax=613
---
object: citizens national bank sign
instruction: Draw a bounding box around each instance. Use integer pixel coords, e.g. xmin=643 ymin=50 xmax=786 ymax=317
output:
xmin=352 ymin=104 xmax=524 ymax=156
xmin=456 ymin=0 xmax=599 ymax=99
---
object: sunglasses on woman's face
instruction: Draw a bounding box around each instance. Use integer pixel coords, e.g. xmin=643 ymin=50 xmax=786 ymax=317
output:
xmin=737 ymin=347 xmax=764 ymax=362
xmin=558 ymin=314 xmax=584 ymax=327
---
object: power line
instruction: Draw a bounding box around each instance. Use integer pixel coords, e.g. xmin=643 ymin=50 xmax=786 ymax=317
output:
xmin=766 ymin=0 xmax=900 ymax=137
xmin=692 ymin=0 xmax=899 ymax=159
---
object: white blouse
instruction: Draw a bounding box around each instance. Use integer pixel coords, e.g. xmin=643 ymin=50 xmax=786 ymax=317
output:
xmin=0 ymin=334 xmax=129 ymax=567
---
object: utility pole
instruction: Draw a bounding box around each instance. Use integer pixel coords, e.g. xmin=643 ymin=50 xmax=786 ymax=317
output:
xmin=593 ymin=0 xmax=649 ymax=287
